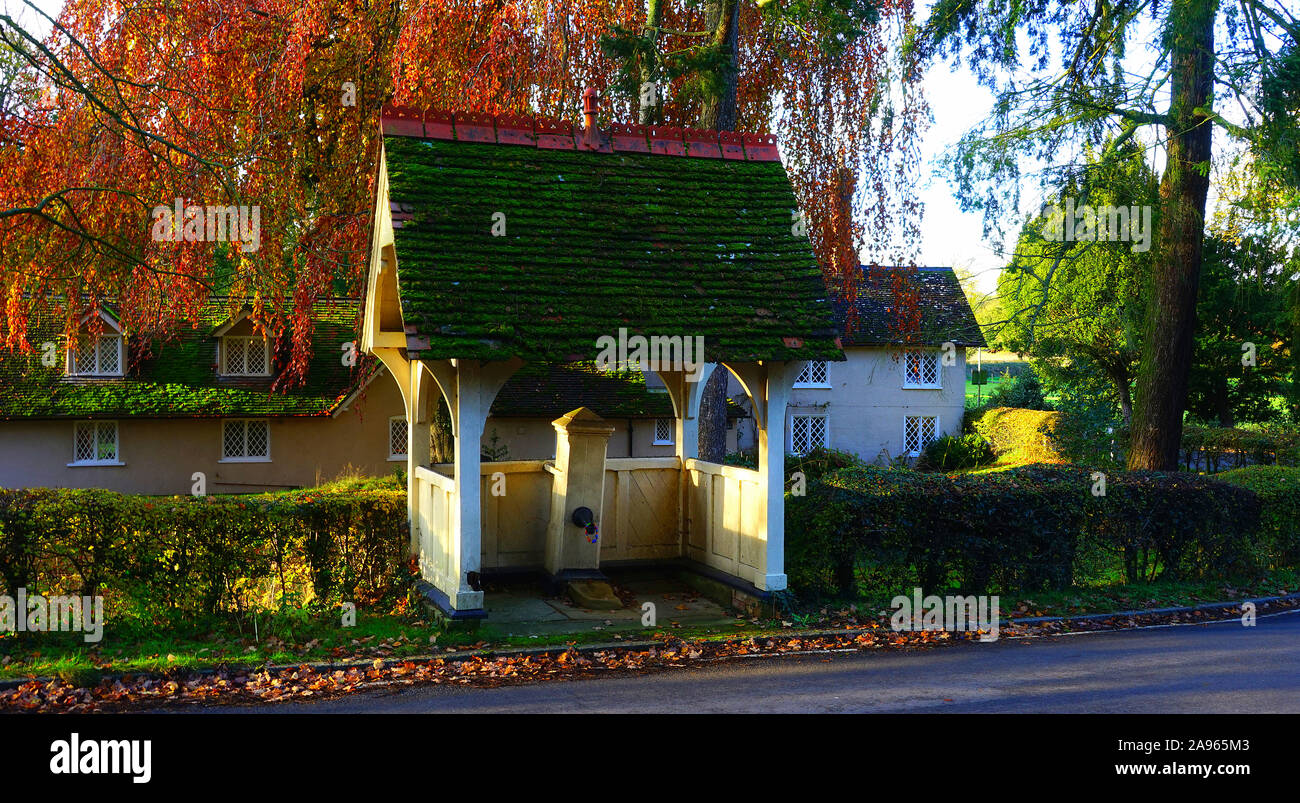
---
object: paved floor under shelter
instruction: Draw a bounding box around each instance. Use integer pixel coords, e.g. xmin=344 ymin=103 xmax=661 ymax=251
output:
xmin=478 ymin=567 xmax=743 ymax=637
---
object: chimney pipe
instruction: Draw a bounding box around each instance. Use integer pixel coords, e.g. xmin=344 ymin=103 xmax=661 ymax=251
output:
xmin=579 ymin=87 xmax=604 ymax=151
xmin=583 ymin=87 xmax=599 ymax=130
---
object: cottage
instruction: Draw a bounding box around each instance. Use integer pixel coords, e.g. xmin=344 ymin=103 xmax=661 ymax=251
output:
xmin=0 ymin=300 xmax=402 ymax=494
xmin=0 ymin=307 xmax=714 ymax=492
xmin=747 ymin=265 xmax=986 ymax=462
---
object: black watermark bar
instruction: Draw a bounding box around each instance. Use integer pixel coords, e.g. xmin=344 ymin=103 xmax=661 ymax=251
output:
xmin=0 ymin=714 xmax=1290 ymax=792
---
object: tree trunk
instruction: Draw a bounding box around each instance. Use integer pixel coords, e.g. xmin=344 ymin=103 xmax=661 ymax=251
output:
xmin=432 ymin=394 xmax=454 ymax=463
xmin=1116 ymin=370 xmax=1133 ymax=428
xmin=697 ymin=0 xmax=740 ymax=131
xmin=637 ymin=0 xmax=664 ymax=125
xmin=697 ymin=371 xmax=729 ymax=462
xmin=1127 ymin=0 xmax=1217 ymax=471
xmin=695 ymin=0 xmax=740 ymax=462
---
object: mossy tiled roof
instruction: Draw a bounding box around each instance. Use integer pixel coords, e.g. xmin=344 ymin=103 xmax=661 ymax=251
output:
xmin=0 ymin=300 xmax=368 ymax=419
xmin=836 ymin=266 xmax=987 ymax=348
xmin=383 ymin=135 xmax=843 ymax=363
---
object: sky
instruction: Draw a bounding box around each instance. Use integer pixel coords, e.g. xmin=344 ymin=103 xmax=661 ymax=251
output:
xmin=911 ymin=59 xmax=1001 ymax=294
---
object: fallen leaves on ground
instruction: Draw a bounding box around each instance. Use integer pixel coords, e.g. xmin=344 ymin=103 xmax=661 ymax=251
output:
xmin=4 ymin=596 xmax=1296 ymax=714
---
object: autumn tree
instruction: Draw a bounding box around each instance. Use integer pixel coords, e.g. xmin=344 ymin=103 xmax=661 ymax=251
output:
xmin=2 ymin=0 xmax=925 ymax=439
xmin=0 ymin=0 xmax=402 ymax=386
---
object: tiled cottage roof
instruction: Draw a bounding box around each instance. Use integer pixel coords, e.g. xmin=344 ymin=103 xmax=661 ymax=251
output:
xmin=0 ymin=299 xmax=369 ymax=419
xmin=490 ymin=363 xmax=674 ymax=419
xmin=380 ymin=111 xmax=843 ymax=364
xmin=836 ymin=266 xmax=987 ymax=348
xmin=490 ymin=362 xmax=745 ymax=420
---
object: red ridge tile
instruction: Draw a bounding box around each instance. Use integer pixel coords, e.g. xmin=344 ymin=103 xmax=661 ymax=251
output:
xmin=494 ymin=113 xmax=535 ymax=146
xmin=425 ymin=110 xmax=454 ymax=140
xmin=683 ymin=128 xmax=723 ymax=159
xmin=744 ymin=133 xmax=780 ymax=161
xmin=454 ymin=112 xmax=495 ymax=143
xmin=610 ymin=122 xmax=650 ymax=153
xmin=648 ymin=125 xmax=685 ymax=157
xmin=536 ymin=117 xmax=575 ymax=150
xmin=718 ymin=131 xmax=745 ymax=160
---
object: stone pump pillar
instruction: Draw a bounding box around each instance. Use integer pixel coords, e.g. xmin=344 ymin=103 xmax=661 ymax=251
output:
xmin=544 ymin=407 xmax=620 ymax=608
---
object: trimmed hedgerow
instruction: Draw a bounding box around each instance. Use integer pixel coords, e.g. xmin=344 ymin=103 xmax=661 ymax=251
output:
xmin=1217 ymin=465 xmax=1300 ymax=567
xmin=1180 ymin=426 xmax=1300 ymax=472
xmin=0 ymin=486 xmax=409 ymax=619
xmin=968 ymin=407 xmax=1066 ymax=463
xmin=786 ymin=464 xmax=1264 ymax=597
xmin=724 ymin=446 xmax=863 ymax=484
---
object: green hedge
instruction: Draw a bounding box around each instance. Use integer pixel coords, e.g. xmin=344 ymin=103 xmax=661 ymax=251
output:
xmin=786 ymin=464 xmax=1265 ymax=597
xmin=1216 ymin=466 xmax=1300 ymax=566
xmin=968 ymin=407 xmax=1066 ymax=463
xmin=1181 ymin=426 xmax=1300 ymax=472
xmin=725 ymin=446 xmax=864 ymax=483
xmin=966 ymin=411 xmax=1300 ymax=474
xmin=0 ymin=486 xmax=410 ymax=620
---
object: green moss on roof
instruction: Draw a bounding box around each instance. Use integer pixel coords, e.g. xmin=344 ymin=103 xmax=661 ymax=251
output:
xmin=383 ymin=136 xmax=843 ymax=363
xmin=0 ymin=300 xmax=368 ymax=419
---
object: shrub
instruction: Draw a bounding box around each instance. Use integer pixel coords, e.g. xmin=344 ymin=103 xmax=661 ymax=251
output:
xmin=1181 ymin=426 xmax=1300 ymax=472
xmin=785 ymin=464 xmax=1265 ymax=597
xmin=918 ymin=433 xmax=996 ymax=471
xmin=0 ymin=486 xmax=410 ymax=620
xmin=1216 ymin=466 xmax=1300 ymax=566
xmin=1047 ymin=405 xmax=1127 ymax=469
xmin=1088 ymin=472 xmax=1262 ymax=582
xmin=727 ymin=446 xmax=865 ymax=483
xmin=984 ymin=370 xmax=1052 ymax=410
xmin=969 ymin=407 xmax=1066 ymax=463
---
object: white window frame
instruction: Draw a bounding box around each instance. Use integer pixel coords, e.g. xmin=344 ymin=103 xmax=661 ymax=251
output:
xmin=219 ymin=418 xmax=272 ymax=463
xmin=902 ymin=350 xmax=942 ymax=389
xmin=792 ymin=360 xmax=830 ymax=388
xmin=69 ymin=420 xmax=122 ymax=466
xmin=652 ymin=418 xmax=675 ymax=445
xmin=903 ymin=414 xmax=939 ymax=457
xmin=67 ymin=333 xmax=124 ymax=377
xmin=788 ymin=412 xmax=829 ymax=456
xmin=388 ymin=416 xmax=409 ymax=461
xmin=220 ymin=335 xmax=273 ymax=377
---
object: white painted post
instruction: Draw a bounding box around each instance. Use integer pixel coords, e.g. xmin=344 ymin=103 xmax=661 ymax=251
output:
xmin=441 ymin=358 xmax=522 ymax=612
xmin=450 ymin=360 xmax=486 ymax=611
xmin=407 ymin=364 xmax=433 ymax=557
xmin=755 ymin=361 xmax=802 ymax=592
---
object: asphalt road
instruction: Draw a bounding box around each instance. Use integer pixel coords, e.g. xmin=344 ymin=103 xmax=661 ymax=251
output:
xmin=228 ymin=611 xmax=1300 ymax=714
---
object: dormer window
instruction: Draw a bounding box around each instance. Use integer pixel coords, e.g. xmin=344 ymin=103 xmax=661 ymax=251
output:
xmin=220 ymin=335 xmax=271 ymax=376
xmin=66 ymin=311 xmax=125 ymax=377
xmin=68 ymin=334 xmax=123 ymax=376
